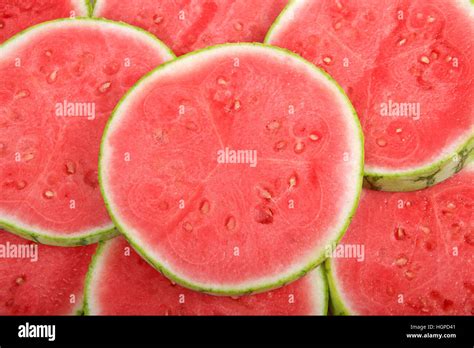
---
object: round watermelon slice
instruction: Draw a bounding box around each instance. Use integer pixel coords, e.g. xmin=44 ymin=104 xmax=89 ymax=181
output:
xmin=84 ymin=236 xmax=328 ymax=315
xmin=0 ymin=229 xmax=96 ymax=315
xmin=99 ymin=43 xmax=364 ymax=295
xmin=92 ymin=0 xmax=288 ymax=55
xmin=326 ymin=163 xmax=474 ymax=315
xmin=0 ymin=0 xmax=91 ymax=44
xmin=266 ymin=0 xmax=474 ymax=191
xmin=0 ymin=18 xmax=174 ymax=246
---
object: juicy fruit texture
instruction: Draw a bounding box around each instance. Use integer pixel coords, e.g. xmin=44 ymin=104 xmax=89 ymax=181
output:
xmin=93 ymin=0 xmax=288 ymax=55
xmin=326 ymin=164 xmax=474 ymax=315
xmin=0 ymin=19 xmax=174 ymax=245
xmin=267 ymin=0 xmax=474 ymax=190
xmin=0 ymin=229 xmax=96 ymax=315
xmin=100 ymin=44 xmax=363 ymax=294
xmin=0 ymin=0 xmax=89 ymax=43
xmin=85 ymin=237 xmax=328 ymax=315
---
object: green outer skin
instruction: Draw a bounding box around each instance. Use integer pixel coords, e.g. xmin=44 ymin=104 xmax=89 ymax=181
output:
xmin=99 ymin=42 xmax=364 ymax=295
xmin=83 ymin=240 xmax=330 ymax=315
xmin=0 ymin=17 xmax=174 ymax=246
xmin=265 ymin=0 xmax=474 ymax=192
xmin=324 ymin=259 xmax=351 ymax=315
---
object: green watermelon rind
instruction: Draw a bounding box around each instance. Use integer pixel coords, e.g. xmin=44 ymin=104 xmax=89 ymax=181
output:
xmin=0 ymin=17 xmax=175 ymax=246
xmin=265 ymin=0 xmax=474 ymax=192
xmin=324 ymin=259 xmax=352 ymax=315
xmin=83 ymin=240 xmax=330 ymax=315
xmin=98 ymin=42 xmax=364 ymax=296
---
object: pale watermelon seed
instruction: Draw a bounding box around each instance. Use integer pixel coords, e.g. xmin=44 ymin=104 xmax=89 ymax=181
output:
xmin=199 ymin=200 xmax=210 ymax=214
xmin=183 ymin=222 xmax=193 ymax=232
xmin=397 ymin=38 xmax=407 ymax=46
xmin=14 ymin=89 xmax=30 ymax=99
xmin=153 ymin=15 xmax=163 ymax=24
xmin=394 ymin=227 xmax=406 ymax=240
xmin=376 ymin=137 xmax=387 ymax=147
xmin=404 ymin=270 xmax=415 ymax=280
xmin=309 ymin=133 xmax=320 ymax=141
xmin=395 ymin=256 xmax=408 ymax=267
xmin=47 ymin=69 xmax=58 ymax=84
xmin=43 ymin=190 xmax=55 ymax=199
xmin=294 ymin=141 xmax=305 ymax=154
xmin=65 ymin=160 xmax=76 ymax=175
xmin=323 ymin=56 xmax=332 ymax=65
xmin=16 ymin=180 xmax=26 ymax=190
xmin=15 ymin=276 xmax=25 ymax=285
xmin=266 ymin=120 xmax=280 ymax=131
xmin=217 ymin=76 xmax=227 ymax=85
xmin=98 ymin=81 xmax=112 ymax=94
xmin=225 ymin=216 xmax=236 ymax=231
xmin=233 ymin=22 xmax=243 ymax=31
xmin=288 ymin=174 xmax=298 ymax=188
xmin=420 ymin=56 xmax=430 ymax=64
xmin=274 ymin=140 xmax=287 ymax=151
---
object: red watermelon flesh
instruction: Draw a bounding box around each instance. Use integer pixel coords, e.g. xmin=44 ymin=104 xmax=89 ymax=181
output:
xmin=0 ymin=229 xmax=96 ymax=315
xmin=0 ymin=19 xmax=173 ymax=245
xmin=93 ymin=0 xmax=288 ymax=55
xmin=267 ymin=0 xmax=474 ymax=181
xmin=327 ymin=164 xmax=474 ymax=315
xmin=85 ymin=236 xmax=328 ymax=315
xmin=100 ymin=44 xmax=363 ymax=294
xmin=0 ymin=0 xmax=89 ymax=44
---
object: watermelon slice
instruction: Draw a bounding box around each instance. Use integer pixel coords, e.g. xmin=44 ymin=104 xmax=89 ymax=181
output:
xmin=326 ymin=163 xmax=474 ymax=315
xmin=92 ymin=0 xmax=288 ymax=55
xmin=0 ymin=0 xmax=91 ymax=44
xmin=99 ymin=43 xmax=364 ymax=295
xmin=266 ymin=0 xmax=474 ymax=191
xmin=0 ymin=229 xmax=95 ymax=315
xmin=0 ymin=18 xmax=174 ymax=246
xmin=84 ymin=236 xmax=328 ymax=315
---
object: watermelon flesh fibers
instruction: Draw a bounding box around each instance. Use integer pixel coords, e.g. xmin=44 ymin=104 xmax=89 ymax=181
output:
xmin=85 ymin=236 xmax=328 ymax=315
xmin=327 ymin=164 xmax=474 ymax=315
xmin=0 ymin=229 xmax=95 ymax=315
xmin=93 ymin=0 xmax=288 ymax=55
xmin=267 ymin=0 xmax=474 ymax=190
xmin=0 ymin=19 xmax=173 ymax=245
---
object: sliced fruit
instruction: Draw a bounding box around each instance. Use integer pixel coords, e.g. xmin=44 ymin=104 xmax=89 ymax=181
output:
xmin=0 ymin=18 xmax=174 ymax=245
xmin=100 ymin=43 xmax=363 ymax=295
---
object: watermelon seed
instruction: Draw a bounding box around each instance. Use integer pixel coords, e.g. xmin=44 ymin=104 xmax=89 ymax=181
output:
xmin=259 ymin=187 xmax=272 ymax=200
xmin=183 ymin=222 xmax=193 ymax=232
xmin=405 ymin=201 xmax=412 ymax=207
xmin=233 ymin=22 xmax=243 ymax=31
xmin=376 ymin=137 xmax=387 ymax=147
xmin=14 ymin=89 xmax=30 ymax=99
xmin=64 ymin=160 xmax=76 ymax=175
xmin=309 ymin=133 xmax=320 ymax=141
xmin=334 ymin=22 xmax=342 ymax=30
xmin=294 ymin=142 xmax=305 ymax=154
xmin=217 ymin=76 xmax=228 ymax=85
xmin=199 ymin=200 xmax=210 ymax=214
xmin=430 ymin=50 xmax=439 ymax=60
xmin=420 ymin=225 xmax=430 ymax=234
xmin=397 ymin=38 xmax=407 ymax=46
xmin=254 ymin=205 xmax=274 ymax=224
xmin=394 ymin=227 xmax=406 ymax=240
xmin=23 ymin=151 xmax=34 ymax=161
xmin=15 ymin=276 xmax=26 ymax=285
xmin=47 ymin=69 xmax=58 ymax=83
xmin=43 ymin=190 xmax=55 ymax=199
xmin=225 ymin=216 xmax=236 ymax=231
xmin=395 ymin=256 xmax=408 ymax=267
xmin=231 ymin=296 xmax=239 ymax=300
xmin=0 ymin=20 xmax=4 ymax=29
xmin=404 ymin=270 xmax=415 ymax=280
xmin=153 ymin=15 xmax=164 ymax=24
xmin=323 ymin=56 xmax=333 ymax=65
xmin=44 ymin=50 xmax=52 ymax=57
xmin=98 ymin=81 xmax=112 ymax=94
xmin=446 ymin=202 xmax=456 ymax=210
xmin=288 ymin=174 xmax=298 ymax=188
xmin=427 ymin=16 xmax=435 ymax=23
xmin=420 ymin=56 xmax=430 ymax=64
xmin=16 ymin=180 xmax=26 ymax=190
xmin=273 ymin=140 xmax=287 ymax=152
xmin=395 ymin=128 xmax=403 ymax=134
xmin=233 ymin=99 xmax=241 ymax=111
xmin=266 ymin=120 xmax=280 ymax=132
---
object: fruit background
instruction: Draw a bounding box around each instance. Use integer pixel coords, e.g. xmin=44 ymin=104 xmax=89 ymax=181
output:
xmin=0 ymin=0 xmax=472 ymax=316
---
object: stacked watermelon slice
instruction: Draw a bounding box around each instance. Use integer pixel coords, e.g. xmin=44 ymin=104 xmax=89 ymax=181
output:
xmin=0 ymin=0 xmax=471 ymax=316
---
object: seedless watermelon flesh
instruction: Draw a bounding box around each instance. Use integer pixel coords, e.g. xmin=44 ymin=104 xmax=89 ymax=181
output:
xmin=0 ymin=19 xmax=174 ymax=245
xmin=0 ymin=0 xmax=90 ymax=43
xmin=93 ymin=0 xmax=288 ymax=55
xmin=85 ymin=237 xmax=328 ymax=315
xmin=100 ymin=44 xmax=363 ymax=295
xmin=0 ymin=229 xmax=96 ymax=315
xmin=326 ymin=163 xmax=474 ymax=315
xmin=266 ymin=0 xmax=474 ymax=191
